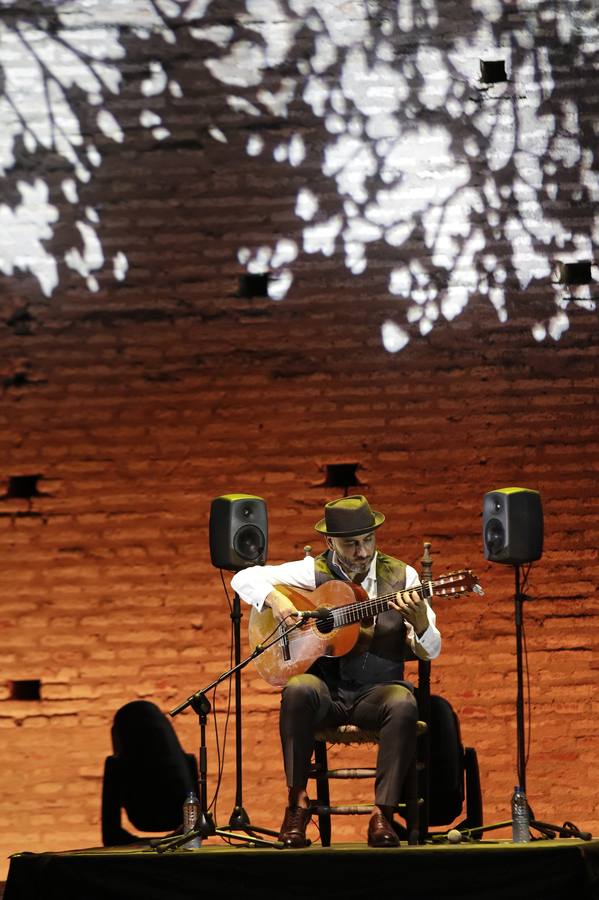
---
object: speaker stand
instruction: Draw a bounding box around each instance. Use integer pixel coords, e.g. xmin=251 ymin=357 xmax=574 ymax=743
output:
xmin=511 ymin=565 xmax=591 ymax=840
xmin=219 ymin=591 xmax=280 ymax=839
xmin=514 ymin=564 xmax=527 ymax=792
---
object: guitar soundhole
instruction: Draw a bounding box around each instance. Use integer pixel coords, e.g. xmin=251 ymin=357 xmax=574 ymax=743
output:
xmin=315 ymin=613 xmax=335 ymax=635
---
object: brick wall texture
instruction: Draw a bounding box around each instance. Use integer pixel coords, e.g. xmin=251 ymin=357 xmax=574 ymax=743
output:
xmin=1 ymin=0 xmax=598 ymax=877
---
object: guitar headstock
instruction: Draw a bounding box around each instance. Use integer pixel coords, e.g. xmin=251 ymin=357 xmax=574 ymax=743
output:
xmin=434 ymin=570 xmax=484 ymax=597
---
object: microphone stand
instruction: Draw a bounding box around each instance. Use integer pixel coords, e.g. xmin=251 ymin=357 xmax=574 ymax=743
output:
xmin=150 ymin=615 xmax=310 ymax=852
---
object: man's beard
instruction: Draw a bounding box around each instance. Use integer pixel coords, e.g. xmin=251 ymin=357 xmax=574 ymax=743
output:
xmin=336 ymin=551 xmax=375 ymax=578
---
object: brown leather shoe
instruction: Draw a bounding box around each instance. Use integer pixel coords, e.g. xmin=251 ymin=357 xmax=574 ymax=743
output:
xmin=279 ymin=806 xmax=312 ymax=848
xmin=368 ymin=811 xmax=400 ymax=848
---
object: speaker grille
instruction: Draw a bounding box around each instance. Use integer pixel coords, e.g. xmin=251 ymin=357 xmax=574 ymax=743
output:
xmin=484 ymin=517 xmax=505 ymax=557
xmin=233 ymin=523 xmax=266 ymax=562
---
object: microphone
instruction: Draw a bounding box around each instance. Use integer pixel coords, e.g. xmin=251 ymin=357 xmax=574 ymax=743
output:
xmin=297 ymin=607 xmax=330 ymax=620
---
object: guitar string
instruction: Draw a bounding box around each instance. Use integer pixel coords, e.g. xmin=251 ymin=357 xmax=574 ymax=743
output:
xmin=330 ymin=574 xmax=474 ymax=627
xmin=267 ymin=573 xmax=475 ymax=644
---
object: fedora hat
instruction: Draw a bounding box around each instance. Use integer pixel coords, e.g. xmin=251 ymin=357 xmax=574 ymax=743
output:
xmin=314 ymin=495 xmax=385 ymax=538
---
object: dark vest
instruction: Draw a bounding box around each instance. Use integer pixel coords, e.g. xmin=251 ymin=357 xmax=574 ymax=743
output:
xmin=309 ymin=550 xmax=408 ymax=689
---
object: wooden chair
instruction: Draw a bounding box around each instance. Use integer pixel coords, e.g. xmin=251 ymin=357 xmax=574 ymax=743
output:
xmin=311 ymin=720 xmax=426 ymax=846
xmin=308 ymin=543 xmax=435 ymax=847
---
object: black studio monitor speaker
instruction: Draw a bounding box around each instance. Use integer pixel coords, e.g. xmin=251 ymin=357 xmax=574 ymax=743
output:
xmin=209 ymin=494 xmax=268 ymax=571
xmin=483 ymin=488 xmax=543 ymax=565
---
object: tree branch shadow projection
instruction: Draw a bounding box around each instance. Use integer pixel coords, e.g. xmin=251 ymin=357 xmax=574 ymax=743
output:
xmin=0 ymin=0 xmax=176 ymax=299
xmin=0 ymin=0 xmax=597 ymax=351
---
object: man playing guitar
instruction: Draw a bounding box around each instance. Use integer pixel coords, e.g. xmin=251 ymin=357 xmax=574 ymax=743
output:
xmin=231 ymin=494 xmax=441 ymax=849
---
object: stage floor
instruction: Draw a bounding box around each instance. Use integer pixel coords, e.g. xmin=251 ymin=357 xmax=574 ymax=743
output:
xmin=4 ymin=837 xmax=599 ymax=900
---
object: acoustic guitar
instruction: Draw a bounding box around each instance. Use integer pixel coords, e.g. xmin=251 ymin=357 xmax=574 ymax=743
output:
xmin=248 ymin=570 xmax=482 ymax=687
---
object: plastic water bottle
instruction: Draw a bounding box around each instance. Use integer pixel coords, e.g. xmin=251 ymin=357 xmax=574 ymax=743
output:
xmin=511 ymin=785 xmax=530 ymax=843
xmin=182 ymin=791 xmax=202 ymax=848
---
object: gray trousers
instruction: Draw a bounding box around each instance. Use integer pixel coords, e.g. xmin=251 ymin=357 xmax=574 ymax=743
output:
xmin=279 ymin=673 xmax=418 ymax=807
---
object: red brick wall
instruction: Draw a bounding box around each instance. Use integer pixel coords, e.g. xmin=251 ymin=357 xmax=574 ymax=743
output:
xmin=1 ymin=294 xmax=597 ymax=867
xmin=1 ymin=0 xmax=598 ymax=876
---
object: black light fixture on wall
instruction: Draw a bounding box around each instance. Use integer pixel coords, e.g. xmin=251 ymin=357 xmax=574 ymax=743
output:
xmin=316 ymin=462 xmax=365 ymax=497
xmin=238 ymin=273 xmax=270 ymax=298
xmin=557 ymin=261 xmax=593 ymax=285
xmin=479 ymin=59 xmax=507 ymax=84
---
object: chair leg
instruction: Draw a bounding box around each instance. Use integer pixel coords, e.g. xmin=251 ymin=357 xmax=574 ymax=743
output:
xmin=313 ymin=740 xmax=332 ymax=847
xmin=402 ymin=754 xmax=420 ymax=846
xmin=463 ymin=747 xmax=483 ymax=836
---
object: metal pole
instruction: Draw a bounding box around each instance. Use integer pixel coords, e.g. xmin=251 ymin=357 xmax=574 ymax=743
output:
xmin=514 ymin=564 xmax=526 ymax=792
